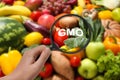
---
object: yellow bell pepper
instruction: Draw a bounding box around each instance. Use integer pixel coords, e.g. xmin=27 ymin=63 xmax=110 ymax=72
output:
xmin=98 ymin=10 xmax=112 ymax=19
xmin=67 ymin=47 xmax=80 ymax=52
xmin=71 ymin=6 xmax=83 ymax=15
xmin=0 ymin=50 xmax=22 ymax=75
xmin=60 ymin=45 xmax=80 ymax=52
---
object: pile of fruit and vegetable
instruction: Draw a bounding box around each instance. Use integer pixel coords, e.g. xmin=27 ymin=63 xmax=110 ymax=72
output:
xmin=0 ymin=0 xmax=120 ymax=80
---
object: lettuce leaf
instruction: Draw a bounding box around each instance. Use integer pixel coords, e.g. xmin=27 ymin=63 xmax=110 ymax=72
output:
xmin=97 ymin=50 xmax=120 ymax=80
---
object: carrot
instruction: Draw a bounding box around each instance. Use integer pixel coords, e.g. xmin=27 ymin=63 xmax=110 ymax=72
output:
xmin=86 ymin=4 xmax=99 ymax=10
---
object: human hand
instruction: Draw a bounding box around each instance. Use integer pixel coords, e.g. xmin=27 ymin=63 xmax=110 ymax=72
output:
xmin=0 ymin=45 xmax=51 ymax=80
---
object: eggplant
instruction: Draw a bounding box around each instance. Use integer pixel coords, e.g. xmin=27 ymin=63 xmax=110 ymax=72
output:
xmin=24 ymin=0 xmax=43 ymax=11
xmin=24 ymin=20 xmax=50 ymax=37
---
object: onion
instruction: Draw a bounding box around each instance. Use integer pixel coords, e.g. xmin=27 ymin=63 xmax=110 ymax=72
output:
xmin=58 ymin=16 xmax=79 ymax=28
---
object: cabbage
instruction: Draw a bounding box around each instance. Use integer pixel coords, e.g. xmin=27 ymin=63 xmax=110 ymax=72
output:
xmin=95 ymin=0 xmax=120 ymax=9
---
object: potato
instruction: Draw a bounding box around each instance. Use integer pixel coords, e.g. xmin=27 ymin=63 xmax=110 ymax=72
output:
xmin=52 ymin=74 xmax=67 ymax=80
xmin=43 ymin=74 xmax=67 ymax=80
xmin=51 ymin=51 xmax=74 ymax=80
xmin=43 ymin=76 xmax=52 ymax=80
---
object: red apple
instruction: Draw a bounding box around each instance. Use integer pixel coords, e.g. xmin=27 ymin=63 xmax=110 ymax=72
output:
xmin=2 ymin=0 xmax=14 ymax=5
xmin=75 ymin=76 xmax=84 ymax=80
xmin=41 ymin=9 xmax=51 ymax=15
xmin=37 ymin=14 xmax=55 ymax=30
xmin=25 ymin=0 xmax=43 ymax=10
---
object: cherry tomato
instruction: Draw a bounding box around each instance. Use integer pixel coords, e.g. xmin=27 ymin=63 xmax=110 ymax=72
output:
xmin=39 ymin=63 xmax=53 ymax=78
xmin=0 ymin=69 xmax=4 ymax=77
xmin=70 ymin=56 xmax=81 ymax=67
xmin=30 ymin=11 xmax=42 ymax=21
xmin=54 ymin=30 xmax=68 ymax=47
xmin=42 ymin=38 xmax=51 ymax=45
xmin=75 ymin=76 xmax=84 ymax=80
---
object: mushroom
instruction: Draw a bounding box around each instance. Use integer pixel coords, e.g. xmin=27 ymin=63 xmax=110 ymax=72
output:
xmin=82 ymin=9 xmax=98 ymax=19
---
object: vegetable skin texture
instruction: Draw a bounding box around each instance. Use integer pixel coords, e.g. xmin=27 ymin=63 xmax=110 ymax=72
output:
xmin=0 ymin=17 xmax=27 ymax=53
xmin=43 ymin=74 xmax=67 ymax=80
xmin=24 ymin=20 xmax=50 ymax=37
xmin=101 ymin=19 xmax=120 ymax=39
xmin=51 ymin=51 xmax=74 ymax=80
xmin=58 ymin=16 xmax=79 ymax=28
xmin=0 ymin=50 xmax=22 ymax=75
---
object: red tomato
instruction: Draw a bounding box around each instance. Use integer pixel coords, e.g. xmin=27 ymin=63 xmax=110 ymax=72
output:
xmin=30 ymin=11 xmax=42 ymax=21
xmin=54 ymin=30 xmax=68 ymax=47
xmin=42 ymin=38 xmax=51 ymax=45
xmin=75 ymin=76 xmax=84 ymax=80
xmin=39 ymin=63 xmax=53 ymax=78
xmin=0 ymin=69 xmax=4 ymax=77
xmin=37 ymin=14 xmax=55 ymax=30
xmin=70 ymin=56 xmax=81 ymax=67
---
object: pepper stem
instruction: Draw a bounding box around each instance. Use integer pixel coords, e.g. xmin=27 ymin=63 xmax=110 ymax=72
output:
xmin=109 ymin=36 xmax=117 ymax=44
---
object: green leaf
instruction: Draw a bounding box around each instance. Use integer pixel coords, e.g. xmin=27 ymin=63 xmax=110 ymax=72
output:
xmin=82 ymin=17 xmax=104 ymax=42
xmin=64 ymin=36 xmax=88 ymax=48
xmin=64 ymin=38 xmax=75 ymax=48
xmin=97 ymin=49 xmax=120 ymax=80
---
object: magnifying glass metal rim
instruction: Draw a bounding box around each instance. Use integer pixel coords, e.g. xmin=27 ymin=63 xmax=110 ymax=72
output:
xmin=50 ymin=14 xmax=92 ymax=54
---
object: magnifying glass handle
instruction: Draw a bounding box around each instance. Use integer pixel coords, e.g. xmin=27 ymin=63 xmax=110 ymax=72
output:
xmin=50 ymin=43 xmax=59 ymax=50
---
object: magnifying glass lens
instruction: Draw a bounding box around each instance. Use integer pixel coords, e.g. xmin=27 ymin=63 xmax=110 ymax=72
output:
xmin=50 ymin=14 xmax=91 ymax=54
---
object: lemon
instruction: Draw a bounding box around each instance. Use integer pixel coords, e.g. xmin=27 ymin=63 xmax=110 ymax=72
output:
xmin=24 ymin=32 xmax=43 ymax=47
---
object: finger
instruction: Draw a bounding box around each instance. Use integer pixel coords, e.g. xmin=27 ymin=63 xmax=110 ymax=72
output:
xmin=34 ymin=47 xmax=51 ymax=71
xmin=21 ymin=45 xmax=47 ymax=65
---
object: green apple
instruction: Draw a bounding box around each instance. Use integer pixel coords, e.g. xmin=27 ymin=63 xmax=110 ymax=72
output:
xmin=78 ymin=58 xmax=98 ymax=79
xmin=93 ymin=75 xmax=104 ymax=80
xmin=112 ymin=8 xmax=120 ymax=23
xmin=86 ymin=42 xmax=105 ymax=60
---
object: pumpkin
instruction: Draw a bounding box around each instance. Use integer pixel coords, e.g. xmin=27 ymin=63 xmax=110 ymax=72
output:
xmin=101 ymin=19 xmax=120 ymax=39
xmin=0 ymin=17 xmax=27 ymax=54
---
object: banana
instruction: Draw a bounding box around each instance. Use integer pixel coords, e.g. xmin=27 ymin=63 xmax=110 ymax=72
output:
xmin=0 ymin=5 xmax=31 ymax=16
xmin=8 ymin=15 xmax=31 ymax=23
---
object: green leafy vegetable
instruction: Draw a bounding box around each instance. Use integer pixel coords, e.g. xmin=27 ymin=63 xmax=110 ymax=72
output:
xmin=81 ymin=17 xmax=104 ymax=42
xmin=95 ymin=0 xmax=120 ymax=10
xmin=64 ymin=36 xmax=88 ymax=48
xmin=97 ymin=49 xmax=120 ymax=80
xmin=63 ymin=18 xmax=90 ymax=49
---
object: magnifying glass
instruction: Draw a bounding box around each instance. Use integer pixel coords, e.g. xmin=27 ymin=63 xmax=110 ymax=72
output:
xmin=50 ymin=14 xmax=92 ymax=54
